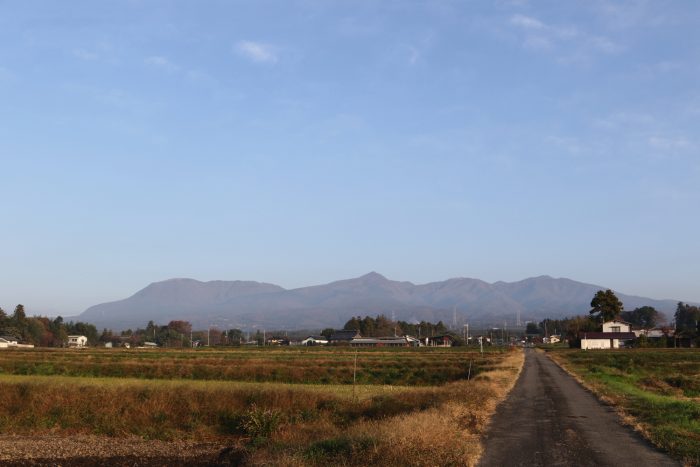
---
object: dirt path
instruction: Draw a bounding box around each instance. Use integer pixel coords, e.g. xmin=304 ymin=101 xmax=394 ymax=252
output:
xmin=479 ymin=348 xmax=679 ymax=467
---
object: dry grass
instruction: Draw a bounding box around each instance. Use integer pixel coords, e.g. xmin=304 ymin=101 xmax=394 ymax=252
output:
xmin=257 ymin=349 xmax=524 ymax=466
xmin=0 ymin=348 xmax=524 ymax=465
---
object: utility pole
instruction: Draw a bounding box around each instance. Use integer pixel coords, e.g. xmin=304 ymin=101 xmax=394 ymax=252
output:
xmin=674 ymin=320 xmax=677 ymax=348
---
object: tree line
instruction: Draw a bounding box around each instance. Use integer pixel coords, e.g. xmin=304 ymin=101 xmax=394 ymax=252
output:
xmin=0 ymin=306 xmax=252 ymax=348
xmin=529 ymin=290 xmax=699 ymax=347
xmin=0 ymin=305 xmax=98 ymax=346
xmin=340 ymin=315 xmax=449 ymax=338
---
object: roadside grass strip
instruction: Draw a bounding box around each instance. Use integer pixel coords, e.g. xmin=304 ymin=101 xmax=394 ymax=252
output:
xmin=550 ymin=349 xmax=700 ymax=465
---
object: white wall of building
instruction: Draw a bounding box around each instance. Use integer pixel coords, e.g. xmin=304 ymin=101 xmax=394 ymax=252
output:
xmin=602 ymin=321 xmax=630 ymax=333
xmin=581 ymin=338 xmax=620 ymax=350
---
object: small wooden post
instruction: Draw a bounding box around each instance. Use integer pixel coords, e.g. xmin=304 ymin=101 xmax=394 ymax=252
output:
xmin=353 ymin=350 xmax=358 ymax=401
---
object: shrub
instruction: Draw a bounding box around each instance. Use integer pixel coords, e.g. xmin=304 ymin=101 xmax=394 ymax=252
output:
xmin=240 ymin=404 xmax=281 ymax=441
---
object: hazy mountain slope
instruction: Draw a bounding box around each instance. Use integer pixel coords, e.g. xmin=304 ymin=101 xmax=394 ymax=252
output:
xmin=75 ymin=273 xmax=684 ymax=330
xmin=79 ymin=278 xmax=284 ymax=329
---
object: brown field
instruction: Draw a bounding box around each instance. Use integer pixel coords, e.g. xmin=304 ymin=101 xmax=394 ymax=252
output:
xmin=0 ymin=347 xmax=524 ymax=465
xmin=0 ymin=347 xmax=501 ymax=385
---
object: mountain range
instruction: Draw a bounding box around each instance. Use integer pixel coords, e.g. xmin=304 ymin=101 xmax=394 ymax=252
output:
xmin=75 ymin=272 xmax=683 ymax=331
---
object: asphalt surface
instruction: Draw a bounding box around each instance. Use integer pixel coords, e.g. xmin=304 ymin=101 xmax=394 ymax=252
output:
xmin=479 ymin=348 xmax=680 ymax=467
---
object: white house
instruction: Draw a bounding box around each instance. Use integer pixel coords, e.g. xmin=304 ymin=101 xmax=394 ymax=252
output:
xmin=0 ymin=336 xmax=18 ymax=347
xmin=67 ymin=335 xmax=88 ymax=348
xmin=301 ymin=336 xmax=329 ymax=346
xmin=602 ymin=320 xmax=631 ymax=333
xmin=580 ymin=320 xmax=635 ymax=350
xmin=0 ymin=338 xmax=9 ymax=349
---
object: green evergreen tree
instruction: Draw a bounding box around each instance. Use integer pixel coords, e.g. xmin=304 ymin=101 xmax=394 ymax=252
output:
xmin=589 ymin=290 xmax=623 ymax=323
xmin=0 ymin=307 xmax=7 ymax=331
xmin=11 ymin=304 xmax=28 ymax=339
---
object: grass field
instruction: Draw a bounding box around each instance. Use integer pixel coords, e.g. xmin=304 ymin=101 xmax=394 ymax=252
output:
xmin=547 ymin=348 xmax=700 ymax=466
xmin=0 ymin=347 xmax=499 ymax=385
xmin=0 ymin=347 xmax=523 ymax=465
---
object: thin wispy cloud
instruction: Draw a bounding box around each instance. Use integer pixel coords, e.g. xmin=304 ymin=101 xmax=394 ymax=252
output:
xmin=185 ymin=69 xmax=215 ymax=84
xmin=544 ymin=135 xmax=584 ymax=156
xmin=144 ymin=56 xmax=179 ymax=72
xmin=589 ymin=36 xmax=623 ymax=54
xmin=594 ymin=111 xmax=655 ymax=130
xmin=93 ymin=88 xmax=143 ymax=111
xmin=510 ymin=14 xmax=544 ymax=30
xmin=235 ymin=41 xmax=278 ymax=63
xmin=593 ymin=0 xmax=664 ymax=29
xmin=499 ymin=0 xmax=530 ymax=7
xmin=651 ymin=61 xmax=683 ymax=73
xmin=508 ymin=13 xmax=623 ymax=59
xmin=408 ymin=46 xmax=420 ymax=65
xmin=523 ymin=35 xmax=552 ymax=51
xmin=648 ymin=136 xmax=692 ymax=151
xmin=73 ymin=48 xmax=99 ymax=61
xmin=402 ymin=34 xmax=434 ymax=66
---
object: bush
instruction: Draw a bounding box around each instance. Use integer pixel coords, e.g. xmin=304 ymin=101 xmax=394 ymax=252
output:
xmin=240 ymin=404 xmax=281 ymax=441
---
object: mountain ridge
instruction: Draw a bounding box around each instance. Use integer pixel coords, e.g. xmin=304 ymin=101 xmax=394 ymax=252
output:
xmin=75 ymin=273 xmax=685 ymax=330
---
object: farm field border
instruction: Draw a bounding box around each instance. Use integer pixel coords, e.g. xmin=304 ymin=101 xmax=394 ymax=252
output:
xmin=0 ymin=347 xmax=524 ymax=465
xmin=0 ymin=347 xmax=503 ymax=386
xmin=0 ymin=373 xmax=423 ymax=400
xmin=545 ymin=348 xmax=700 ymax=466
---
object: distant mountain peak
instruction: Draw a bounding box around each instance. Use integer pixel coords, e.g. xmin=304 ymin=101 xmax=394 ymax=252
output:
xmin=159 ymin=277 xmax=199 ymax=283
xmin=359 ymin=271 xmax=388 ymax=281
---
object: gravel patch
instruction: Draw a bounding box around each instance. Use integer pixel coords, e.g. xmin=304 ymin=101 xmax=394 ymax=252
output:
xmin=0 ymin=435 xmax=244 ymax=466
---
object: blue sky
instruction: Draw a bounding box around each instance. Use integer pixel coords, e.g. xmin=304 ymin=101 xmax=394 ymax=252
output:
xmin=1 ymin=1 xmax=699 ymax=316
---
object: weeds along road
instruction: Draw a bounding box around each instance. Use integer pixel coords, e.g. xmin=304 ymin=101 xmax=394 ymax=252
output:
xmin=479 ymin=348 xmax=679 ymax=467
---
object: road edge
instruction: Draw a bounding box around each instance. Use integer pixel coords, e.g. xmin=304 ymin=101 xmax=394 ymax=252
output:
xmin=542 ymin=349 xmax=687 ymax=466
xmin=473 ymin=348 xmax=526 ymax=467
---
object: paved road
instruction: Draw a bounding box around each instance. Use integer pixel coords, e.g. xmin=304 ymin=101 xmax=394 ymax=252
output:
xmin=479 ymin=349 xmax=679 ymax=467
